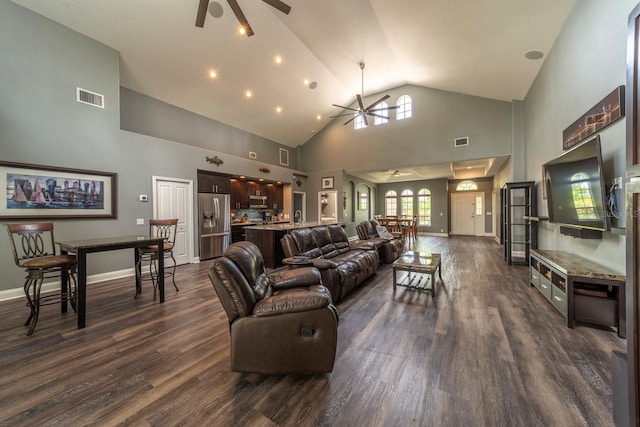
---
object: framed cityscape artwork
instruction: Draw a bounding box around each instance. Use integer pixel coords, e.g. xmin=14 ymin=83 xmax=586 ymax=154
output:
xmin=0 ymin=161 xmax=117 ymax=219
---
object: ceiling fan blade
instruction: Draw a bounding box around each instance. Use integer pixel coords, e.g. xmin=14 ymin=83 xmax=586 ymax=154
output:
xmin=227 ymin=0 xmax=254 ymax=36
xmin=195 ymin=0 xmax=209 ymax=27
xmin=343 ymin=115 xmax=358 ymax=126
xmin=364 ymin=94 xmax=390 ymax=111
xmin=332 ymin=104 xmax=359 ymax=112
xmin=262 ymin=0 xmax=291 ymax=14
xmin=367 ymin=112 xmax=390 ymax=120
xmin=356 ymin=94 xmax=365 ymax=110
xmin=369 ymin=104 xmax=399 ymax=112
xmin=330 ymin=112 xmax=357 ymax=119
xmin=362 ymin=114 xmax=369 ymax=127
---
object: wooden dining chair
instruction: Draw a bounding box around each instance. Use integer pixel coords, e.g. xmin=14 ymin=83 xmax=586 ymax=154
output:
xmin=385 ymin=215 xmax=399 ymax=233
xmin=136 ymin=219 xmax=179 ymax=298
xmin=6 ymin=223 xmax=77 ymax=335
xmin=399 ymin=216 xmax=412 ymax=240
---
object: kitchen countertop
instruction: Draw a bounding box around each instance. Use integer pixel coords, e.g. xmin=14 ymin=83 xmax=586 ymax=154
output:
xmin=247 ymin=221 xmax=342 ymax=231
xmin=231 ymin=221 xmax=289 ymax=227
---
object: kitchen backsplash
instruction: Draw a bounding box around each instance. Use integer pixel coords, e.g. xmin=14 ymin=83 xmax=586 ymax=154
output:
xmin=231 ymin=208 xmax=283 ymax=223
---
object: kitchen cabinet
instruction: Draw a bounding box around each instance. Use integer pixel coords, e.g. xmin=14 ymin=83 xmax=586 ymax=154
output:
xmin=197 ymin=170 xmax=230 ymax=194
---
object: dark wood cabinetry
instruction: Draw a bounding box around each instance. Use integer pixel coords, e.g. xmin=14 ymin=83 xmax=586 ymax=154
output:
xmin=245 ymin=228 xmax=286 ymax=268
xmin=230 ymin=179 xmax=283 ymax=210
xmin=197 ymin=170 xmax=230 ymax=194
xmin=530 ymin=249 xmax=625 ymax=338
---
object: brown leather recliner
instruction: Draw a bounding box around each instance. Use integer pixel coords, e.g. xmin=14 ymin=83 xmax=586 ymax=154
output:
xmin=356 ymin=220 xmax=405 ymax=263
xmin=208 ymin=241 xmax=338 ymax=375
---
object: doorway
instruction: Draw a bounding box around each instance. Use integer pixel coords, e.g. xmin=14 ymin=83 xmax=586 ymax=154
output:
xmin=319 ymin=191 xmax=338 ymax=222
xmin=450 ymin=192 xmax=484 ymax=236
xmin=293 ymin=191 xmax=306 ymax=223
xmin=152 ymin=176 xmax=194 ymax=265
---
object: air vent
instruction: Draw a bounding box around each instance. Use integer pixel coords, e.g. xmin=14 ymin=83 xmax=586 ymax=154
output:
xmin=76 ymin=87 xmax=104 ymax=108
xmin=454 ymin=137 xmax=469 ymax=147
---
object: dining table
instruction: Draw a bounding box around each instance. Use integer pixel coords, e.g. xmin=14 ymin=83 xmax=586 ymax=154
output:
xmin=57 ymin=235 xmax=165 ymax=329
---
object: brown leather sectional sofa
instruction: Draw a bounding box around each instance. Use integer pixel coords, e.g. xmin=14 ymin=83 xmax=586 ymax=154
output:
xmin=280 ymin=224 xmax=379 ymax=303
xmin=355 ymin=220 xmax=405 ymax=264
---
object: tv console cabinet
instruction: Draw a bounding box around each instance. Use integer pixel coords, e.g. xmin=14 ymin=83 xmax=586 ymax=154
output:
xmin=530 ymin=249 xmax=625 ymax=338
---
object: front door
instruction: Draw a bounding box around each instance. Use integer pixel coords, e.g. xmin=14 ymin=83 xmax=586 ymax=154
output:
xmin=153 ymin=176 xmax=193 ymax=265
xmin=451 ymin=192 xmax=482 ymax=235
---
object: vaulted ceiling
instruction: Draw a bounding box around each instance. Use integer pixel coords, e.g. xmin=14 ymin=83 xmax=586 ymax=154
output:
xmin=12 ymin=0 xmax=576 ymax=152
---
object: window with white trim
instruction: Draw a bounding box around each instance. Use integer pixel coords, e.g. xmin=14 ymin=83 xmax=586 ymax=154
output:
xmin=385 ymin=190 xmax=397 ymax=216
xmin=400 ymin=189 xmax=413 ymax=216
xmin=456 ymin=180 xmax=478 ymax=191
xmin=396 ymin=95 xmax=412 ymax=120
xmin=354 ymin=114 xmax=367 ymax=130
xmin=418 ymin=188 xmax=431 ymax=226
xmin=373 ymin=101 xmax=389 ymax=125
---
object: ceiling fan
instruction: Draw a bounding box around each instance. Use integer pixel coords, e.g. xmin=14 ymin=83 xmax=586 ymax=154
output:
xmin=195 ymin=0 xmax=291 ymax=36
xmin=331 ymin=63 xmax=399 ymax=126
xmin=390 ymin=169 xmax=411 ymax=178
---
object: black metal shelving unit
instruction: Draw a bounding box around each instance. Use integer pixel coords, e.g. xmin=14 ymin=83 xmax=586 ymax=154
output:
xmin=502 ymin=181 xmax=537 ymax=265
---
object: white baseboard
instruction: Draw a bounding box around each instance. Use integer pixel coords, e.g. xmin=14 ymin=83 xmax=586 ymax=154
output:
xmin=0 ymin=268 xmax=135 ymax=302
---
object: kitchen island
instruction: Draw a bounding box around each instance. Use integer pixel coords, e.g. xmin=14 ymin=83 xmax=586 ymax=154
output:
xmin=245 ymin=221 xmax=343 ymax=268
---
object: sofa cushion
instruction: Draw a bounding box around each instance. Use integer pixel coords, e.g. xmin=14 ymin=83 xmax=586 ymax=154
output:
xmin=312 ymin=226 xmax=339 ymax=259
xmin=290 ymin=228 xmax=323 ymax=258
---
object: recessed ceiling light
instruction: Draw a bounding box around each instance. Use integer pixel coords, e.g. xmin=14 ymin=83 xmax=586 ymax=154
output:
xmin=276 ymin=106 xmax=282 ymax=113
xmin=259 ymin=178 xmax=264 ymax=182
xmin=245 ymin=90 xmax=252 ymax=98
xmin=303 ymin=79 xmax=310 ymax=86
xmin=240 ymin=175 xmax=246 ymax=179
xmin=274 ymin=56 xmax=283 ymax=64
xmin=309 ymin=81 xmax=318 ymax=89
xmin=525 ymin=50 xmax=544 ymax=60
xmin=209 ymin=70 xmax=217 ymax=78
xmin=316 ymin=115 xmax=321 ymax=120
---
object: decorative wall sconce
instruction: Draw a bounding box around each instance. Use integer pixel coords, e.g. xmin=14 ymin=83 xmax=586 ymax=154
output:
xmin=206 ymin=155 xmax=224 ymax=166
xmin=293 ymin=175 xmax=302 ymax=187
xmin=259 ymin=167 xmax=270 ymax=174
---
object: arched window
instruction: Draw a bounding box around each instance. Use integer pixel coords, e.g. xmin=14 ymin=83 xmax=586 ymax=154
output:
xmin=418 ymin=188 xmax=431 ymax=226
xmin=456 ymin=180 xmax=478 ymax=191
xmin=385 ymin=190 xmax=397 ymax=216
xmin=400 ymin=189 xmax=413 ymax=216
xmin=571 ymin=172 xmax=597 ymax=220
xmin=354 ymin=114 xmax=367 ymax=130
xmin=374 ymin=101 xmax=389 ymax=125
xmin=396 ymin=95 xmax=412 ymax=120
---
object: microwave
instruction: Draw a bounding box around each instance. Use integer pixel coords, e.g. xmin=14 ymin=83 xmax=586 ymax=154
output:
xmin=249 ymin=195 xmax=268 ymax=208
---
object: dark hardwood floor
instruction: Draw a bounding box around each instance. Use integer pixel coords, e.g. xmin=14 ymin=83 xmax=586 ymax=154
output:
xmin=0 ymin=236 xmax=625 ymax=426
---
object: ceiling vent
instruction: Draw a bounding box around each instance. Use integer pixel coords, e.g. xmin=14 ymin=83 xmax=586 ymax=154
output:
xmin=454 ymin=137 xmax=469 ymax=147
xmin=76 ymin=87 xmax=104 ymax=108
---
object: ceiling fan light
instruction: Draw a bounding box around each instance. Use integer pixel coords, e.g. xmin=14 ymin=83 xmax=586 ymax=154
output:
xmin=208 ymin=1 xmax=224 ymax=18
xmin=238 ymin=26 xmax=246 ymax=35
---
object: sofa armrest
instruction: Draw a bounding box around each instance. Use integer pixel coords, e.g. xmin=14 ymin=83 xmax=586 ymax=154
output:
xmin=349 ymin=241 xmax=378 ymax=251
xmin=391 ymin=232 xmax=402 ymax=239
xmin=311 ymin=258 xmax=338 ymax=270
xmin=253 ymin=285 xmax=332 ymax=317
xmin=268 ymin=267 xmax=322 ymax=290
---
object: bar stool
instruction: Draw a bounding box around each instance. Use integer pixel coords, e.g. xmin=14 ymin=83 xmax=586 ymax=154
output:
xmin=6 ymin=223 xmax=77 ymax=335
xmin=136 ymin=219 xmax=179 ymax=298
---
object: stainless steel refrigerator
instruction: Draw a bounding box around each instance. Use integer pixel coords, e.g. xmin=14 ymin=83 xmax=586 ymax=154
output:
xmin=198 ymin=193 xmax=230 ymax=259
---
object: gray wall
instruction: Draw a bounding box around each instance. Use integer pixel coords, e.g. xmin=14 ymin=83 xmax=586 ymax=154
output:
xmin=377 ymin=179 xmax=449 ymax=234
xmin=523 ymin=0 xmax=634 ymax=274
xmin=121 ymin=88 xmax=300 ymax=171
xmin=300 ymin=84 xmax=513 ymax=173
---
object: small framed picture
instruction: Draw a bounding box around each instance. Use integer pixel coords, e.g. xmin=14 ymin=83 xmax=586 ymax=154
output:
xmin=321 ymin=176 xmax=334 ymax=189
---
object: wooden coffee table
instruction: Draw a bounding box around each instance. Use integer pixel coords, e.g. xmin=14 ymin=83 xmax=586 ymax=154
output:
xmin=392 ymin=251 xmax=442 ymax=296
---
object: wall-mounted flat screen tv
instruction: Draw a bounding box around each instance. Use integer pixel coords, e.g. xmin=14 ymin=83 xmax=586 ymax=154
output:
xmin=543 ymin=135 xmax=608 ymax=231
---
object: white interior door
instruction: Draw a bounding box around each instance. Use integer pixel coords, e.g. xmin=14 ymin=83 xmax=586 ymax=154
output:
xmin=451 ymin=192 xmax=479 ymax=235
xmin=153 ymin=176 xmax=193 ymax=265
